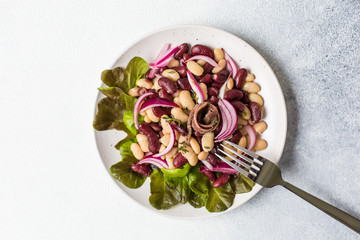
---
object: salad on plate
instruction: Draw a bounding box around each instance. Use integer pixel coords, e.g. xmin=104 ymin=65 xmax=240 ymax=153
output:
xmin=93 ymin=43 xmax=268 ymax=212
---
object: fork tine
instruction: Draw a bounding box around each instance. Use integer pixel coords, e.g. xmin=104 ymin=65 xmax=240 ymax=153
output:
xmin=218 ymin=148 xmax=251 ymax=169
xmin=220 ymin=143 xmax=255 ymax=164
xmin=214 ymin=153 xmax=249 ymax=177
xmin=222 ymin=141 xmax=264 ymax=166
xmin=224 ymin=140 xmax=258 ymax=158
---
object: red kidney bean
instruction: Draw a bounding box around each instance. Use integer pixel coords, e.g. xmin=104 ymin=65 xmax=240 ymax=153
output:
xmin=203 ymin=62 xmax=214 ymax=74
xmin=234 ymin=68 xmax=247 ymax=89
xmin=191 ymin=44 xmax=214 ymax=59
xmin=137 ymin=87 xmax=147 ymax=96
xmin=199 ymin=74 xmax=212 ymax=84
xmin=159 ymin=66 xmax=168 ymax=74
xmin=218 ymin=69 xmax=230 ymax=76
xmin=241 ymin=90 xmax=250 ymax=104
xmin=214 ymin=122 xmax=222 ymax=135
xmin=148 ymin=132 xmax=160 ymax=153
xmin=177 ymin=78 xmax=192 ymax=91
xmin=170 ymin=122 xmax=187 ymax=136
xmin=195 ymin=136 xmax=202 ymax=145
xmin=131 ymin=163 xmax=152 ymax=177
xmin=183 ymin=53 xmax=193 ymax=61
xmin=206 ymin=153 xmax=221 ymax=165
xmin=208 ymin=86 xmax=220 ymax=96
xmin=139 ymin=123 xmax=155 ymax=135
xmin=173 ymin=153 xmax=188 ymax=168
xmin=212 ymin=81 xmax=225 ymax=88
xmin=249 ymin=102 xmax=261 ymax=123
xmin=210 ymin=95 xmax=219 ymax=105
xmin=202 ymin=170 xmax=216 ymax=181
xmin=149 ymin=123 xmax=162 ymax=132
xmin=213 ymin=173 xmax=230 ymax=188
xmin=231 ymin=100 xmax=245 ymax=112
xmin=213 ymin=73 xmax=228 ymax=83
xmin=224 ymin=89 xmax=243 ymax=101
xmin=194 ymin=131 xmax=202 ymax=137
xmin=211 ymin=145 xmax=221 ymax=155
xmin=158 ymin=89 xmax=171 ymax=100
xmin=158 ymin=77 xmax=177 ymax=94
xmin=174 ymin=43 xmax=189 ymax=60
xmin=159 ymin=131 xmax=164 ymax=138
xmin=152 ymin=107 xmax=171 ymax=117
xmin=230 ymin=130 xmax=242 ymax=144
xmin=145 ymin=68 xmax=158 ymax=80
xmin=171 ymin=66 xmax=187 ymax=77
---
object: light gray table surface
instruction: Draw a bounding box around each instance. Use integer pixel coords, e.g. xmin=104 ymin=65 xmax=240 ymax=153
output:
xmin=1 ymin=0 xmax=359 ymax=239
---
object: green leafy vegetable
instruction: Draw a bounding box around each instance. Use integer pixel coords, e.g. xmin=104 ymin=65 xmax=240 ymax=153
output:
xmin=93 ymin=97 xmax=127 ymax=131
xmin=205 ymin=183 xmax=235 ymax=212
xmin=161 ymin=163 xmax=190 ymax=178
xmin=149 ymin=170 xmax=179 ymax=209
xmin=120 ymin=57 xmax=149 ymax=93
xmin=117 ymin=138 xmax=136 ymax=158
xmin=114 ymin=122 xmax=136 ymax=150
xmin=109 ymin=144 xmax=146 ymax=189
xmin=101 ymin=67 xmax=125 ymax=88
xmin=230 ymin=174 xmax=255 ymax=194
xmin=189 ymin=191 xmax=206 ymax=208
xmin=165 ymin=176 xmax=190 ymax=204
xmin=123 ymin=110 xmax=144 ymax=136
xmin=188 ymin=166 xmax=210 ymax=195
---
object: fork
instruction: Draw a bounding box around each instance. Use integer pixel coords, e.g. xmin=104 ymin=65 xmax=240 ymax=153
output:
xmin=215 ymin=140 xmax=360 ymax=234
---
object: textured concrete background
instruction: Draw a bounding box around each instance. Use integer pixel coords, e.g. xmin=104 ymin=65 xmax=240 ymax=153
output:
xmin=1 ymin=0 xmax=359 ymax=239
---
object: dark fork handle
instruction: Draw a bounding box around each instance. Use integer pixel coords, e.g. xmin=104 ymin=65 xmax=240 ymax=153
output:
xmin=282 ymin=181 xmax=360 ymax=234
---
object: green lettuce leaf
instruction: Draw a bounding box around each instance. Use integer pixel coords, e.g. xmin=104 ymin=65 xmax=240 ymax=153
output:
xmin=165 ymin=176 xmax=190 ymax=204
xmin=93 ymin=97 xmax=127 ymax=131
xmin=205 ymin=183 xmax=235 ymax=212
xmin=117 ymin=138 xmax=136 ymax=158
xmin=109 ymin=146 xmax=146 ymax=189
xmin=101 ymin=67 xmax=125 ymax=87
xmin=161 ymin=163 xmax=191 ymax=178
xmin=189 ymin=191 xmax=206 ymax=208
xmin=98 ymin=87 xmax=136 ymax=110
xmin=123 ymin=110 xmax=143 ymax=136
xmin=149 ymin=170 xmax=179 ymax=210
xmin=188 ymin=165 xmax=211 ymax=195
xmin=120 ymin=57 xmax=149 ymax=93
xmin=230 ymin=174 xmax=256 ymax=194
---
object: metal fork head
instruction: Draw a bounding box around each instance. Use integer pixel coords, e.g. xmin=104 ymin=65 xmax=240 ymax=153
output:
xmin=215 ymin=140 xmax=283 ymax=187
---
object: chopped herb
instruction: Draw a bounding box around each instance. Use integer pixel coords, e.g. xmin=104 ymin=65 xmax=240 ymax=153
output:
xmin=181 ymin=107 xmax=188 ymax=112
xmin=242 ymin=111 xmax=247 ymax=116
xmin=162 ymin=116 xmax=181 ymax=126
xmin=213 ymin=119 xmax=218 ymax=124
xmin=168 ymin=70 xmax=176 ymax=74
xmin=178 ymin=141 xmax=189 ymax=153
xmin=191 ymin=90 xmax=198 ymax=104
xmin=204 ymin=146 xmax=210 ymax=149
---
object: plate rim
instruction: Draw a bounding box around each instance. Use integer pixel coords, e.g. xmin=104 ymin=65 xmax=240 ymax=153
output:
xmin=93 ymin=24 xmax=288 ymax=219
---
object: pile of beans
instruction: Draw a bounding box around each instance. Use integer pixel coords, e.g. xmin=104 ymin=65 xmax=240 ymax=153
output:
xmin=128 ymin=44 xmax=268 ymax=188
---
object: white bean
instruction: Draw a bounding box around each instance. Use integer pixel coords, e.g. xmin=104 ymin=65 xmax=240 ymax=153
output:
xmin=202 ymin=132 xmax=214 ymax=152
xmin=199 ymin=83 xmax=208 ymax=100
xmin=253 ymin=121 xmax=267 ymax=134
xmin=137 ymin=78 xmax=153 ymax=89
xmin=146 ymin=108 xmax=160 ymax=122
xmin=198 ymin=151 xmax=209 ymax=161
xmin=242 ymin=82 xmax=261 ymax=93
xmin=212 ymin=59 xmax=226 ymax=74
xmin=162 ymin=69 xmax=180 ymax=82
xmin=186 ymin=61 xmax=204 ymax=76
xmin=171 ymin=107 xmax=188 ymax=123
xmin=161 ymin=115 xmax=171 ymax=133
xmin=179 ymin=90 xmax=195 ymax=110
xmin=190 ymin=137 xmax=201 ymax=154
xmin=160 ymin=133 xmax=171 ymax=146
xmin=136 ymin=134 xmax=149 ymax=152
xmin=166 ymin=156 xmax=175 ymax=169
xmin=254 ymin=139 xmax=267 ymax=151
xmin=128 ymin=87 xmax=139 ymax=97
xmin=130 ymin=143 xmax=144 ymax=160
xmin=214 ymin=48 xmax=225 ymax=62
xmin=248 ymin=93 xmax=264 ymax=106
xmin=167 ymin=59 xmax=179 ymax=68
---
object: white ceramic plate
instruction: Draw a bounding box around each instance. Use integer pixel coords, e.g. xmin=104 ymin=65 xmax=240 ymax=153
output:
xmin=94 ymin=25 xmax=287 ymax=219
